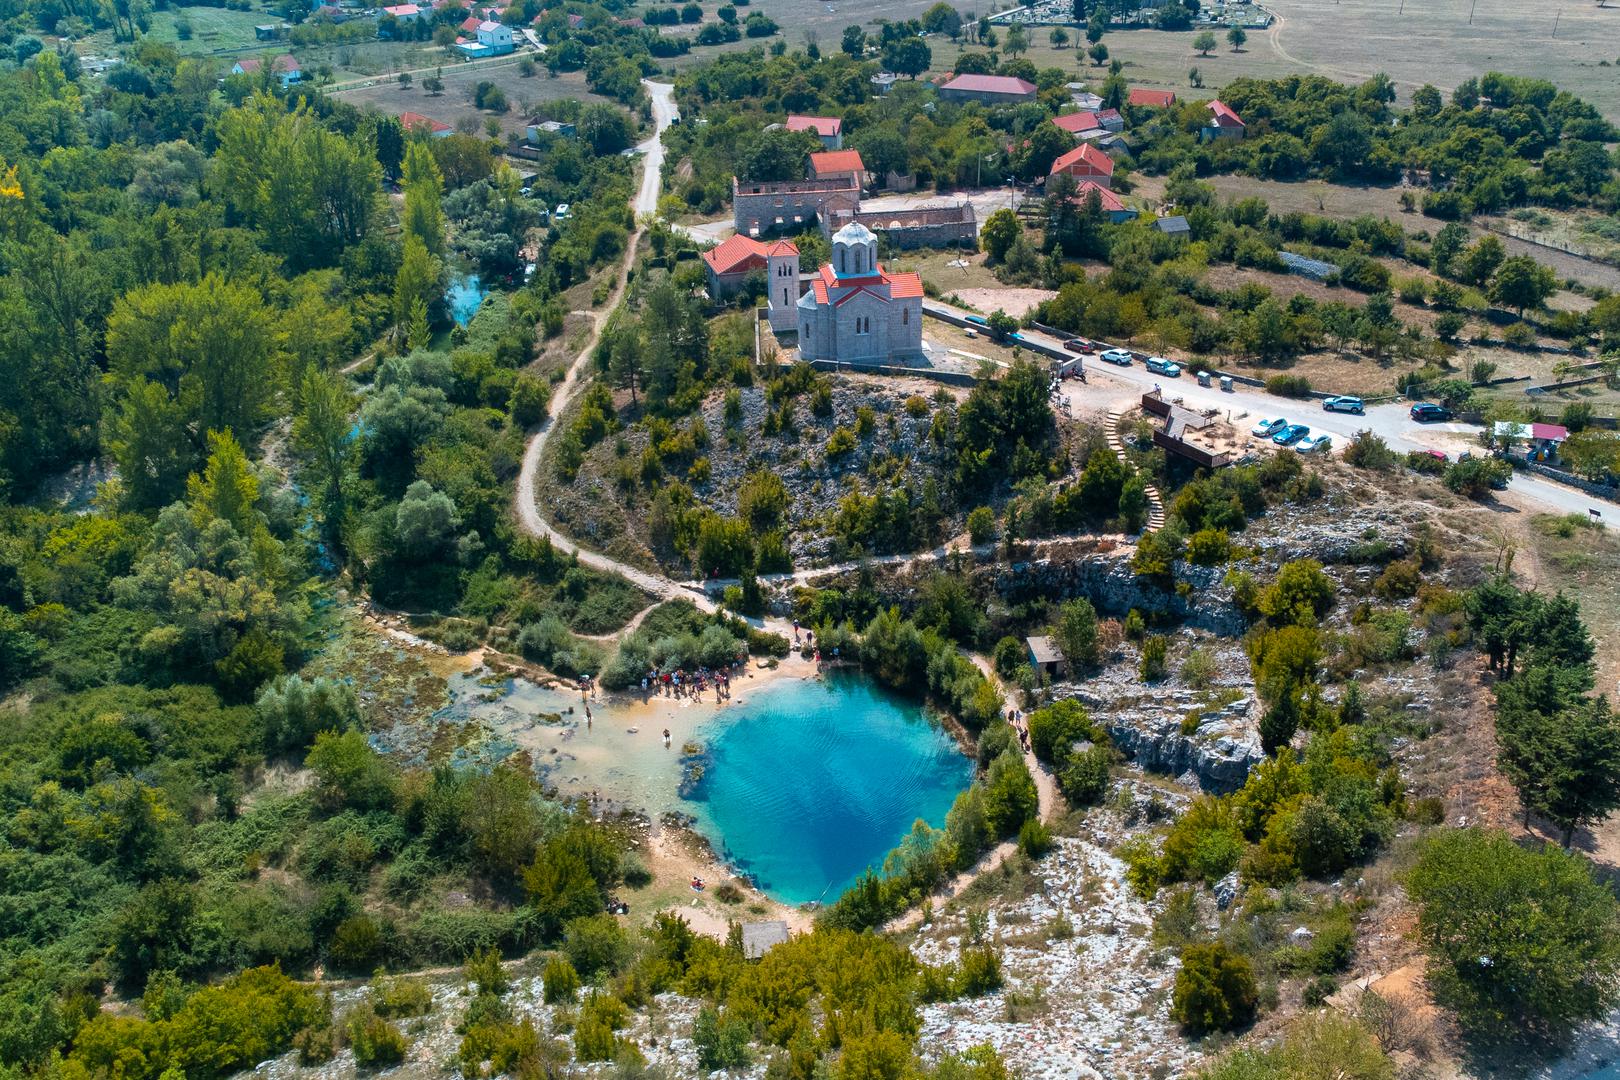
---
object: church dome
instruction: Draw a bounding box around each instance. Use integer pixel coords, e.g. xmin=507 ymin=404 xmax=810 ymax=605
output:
xmin=831 ymin=221 xmax=878 ymax=278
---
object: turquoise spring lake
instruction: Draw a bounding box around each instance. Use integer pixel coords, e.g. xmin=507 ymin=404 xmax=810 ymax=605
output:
xmin=686 ymin=673 xmax=974 ymax=907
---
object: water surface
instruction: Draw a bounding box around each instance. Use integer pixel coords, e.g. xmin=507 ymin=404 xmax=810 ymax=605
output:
xmin=687 ymin=673 xmax=973 ymax=906
xmin=446 ymin=272 xmax=489 ymax=327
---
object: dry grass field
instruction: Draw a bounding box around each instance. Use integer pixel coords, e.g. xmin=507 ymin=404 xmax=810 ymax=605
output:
xmin=921 ymin=0 xmax=1620 ymax=123
xmin=334 ymin=61 xmax=608 ymax=138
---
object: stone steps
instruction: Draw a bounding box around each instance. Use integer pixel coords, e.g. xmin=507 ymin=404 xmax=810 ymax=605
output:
xmin=1106 ymin=410 xmax=1166 ymax=534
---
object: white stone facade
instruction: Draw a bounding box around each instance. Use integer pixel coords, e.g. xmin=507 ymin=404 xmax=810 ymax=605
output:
xmin=797 ymin=223 xmax=924 ymax=365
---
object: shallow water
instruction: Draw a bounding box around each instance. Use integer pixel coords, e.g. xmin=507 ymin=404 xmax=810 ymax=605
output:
xmin=687 ymin=673 xmax=973 ymax=906
xmin=446 ymin=272 xmax=488 ymax=327
xmin=418 ymin=668 xmax=972 ymax=905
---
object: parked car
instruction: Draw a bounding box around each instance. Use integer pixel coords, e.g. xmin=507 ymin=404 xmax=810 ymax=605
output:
xmin=1322 ymin=395 xmax=1364 ymax=414
xmin=1099 ymin=348 xmax=1134 ymax=366
xmin=1063 ymin=338 xmax=1092 ymax=353
xmin=1410 ymin=402 xmax=1451 ymax=422
xmin=1421 ymin=449 xmax=1448 ymax=462
xmin=1297 ymin=433 xmax=1333 ymax=453
xmin=1272 ymin=424 xmax=1310 ymax=446
xmin=965 ymin=314 xmax=989 ymax=327
xmin=1145 ymin=356 xmax=1182 ymax=377
xmin=1251 ymin=417 xmax=1288 ymax=438
xmin=554 ymin=203 xmax=571 ymax=220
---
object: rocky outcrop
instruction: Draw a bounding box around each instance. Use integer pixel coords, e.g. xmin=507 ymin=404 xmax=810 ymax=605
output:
xmin=977 ymin=553 xmax=1246 ymax=636
xmin=1100 ymin=708 xmax=1263 ymax=795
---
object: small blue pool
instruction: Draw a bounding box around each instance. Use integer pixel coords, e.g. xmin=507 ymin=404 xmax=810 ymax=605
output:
xmin=686 ymin=673 xmax=973 ymax=906
xmin=446 ymin=271 xmax=488 ymax=327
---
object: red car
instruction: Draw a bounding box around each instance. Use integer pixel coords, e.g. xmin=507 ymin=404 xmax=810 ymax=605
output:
xmin=1063 ymin=338 xmax=1093 ymax=353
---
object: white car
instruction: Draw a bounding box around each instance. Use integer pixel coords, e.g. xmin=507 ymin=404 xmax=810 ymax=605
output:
xmin=1145 ymin=356 xmax=1182 ymax=377
xmin=554 ymin=203 xmax=571 ymax=220
xmin=1297 ymin=433 xmax=1333 ymax=454
xmin=1252 ymin=417 xmax=1287 ymax=438
xmin=1099 ymin=348 xmax=1133 ymax=366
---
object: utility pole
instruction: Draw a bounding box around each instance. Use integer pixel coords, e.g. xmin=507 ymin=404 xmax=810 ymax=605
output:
xmin=1552 ymin=9 xmax=1560 ymax=35
xmin=1468 ymin=0 xmax=1477 ymax=23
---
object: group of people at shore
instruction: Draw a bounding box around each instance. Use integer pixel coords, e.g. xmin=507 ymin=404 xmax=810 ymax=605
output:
xmin=640 ymin=663 xmax=737 ymax=704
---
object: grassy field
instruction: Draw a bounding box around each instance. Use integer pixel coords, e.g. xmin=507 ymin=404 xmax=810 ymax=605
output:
xmin=79 ymin=5 xmax=270 ymax=59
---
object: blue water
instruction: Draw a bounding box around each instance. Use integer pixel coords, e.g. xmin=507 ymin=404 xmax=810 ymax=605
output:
xmin=446 ymin=272 xmax=489 ymax=327
xmin=686 ymin=673 xmax=973 ymax=906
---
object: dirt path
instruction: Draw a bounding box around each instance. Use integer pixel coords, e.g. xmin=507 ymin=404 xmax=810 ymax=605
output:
xmin=886 ymin=658 xmax=1062 ymax=934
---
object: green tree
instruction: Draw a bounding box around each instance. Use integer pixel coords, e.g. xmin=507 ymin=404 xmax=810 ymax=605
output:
xmin=1193 ymin=30 xmax=1216 ymax=55
xmin=841 ymin=24 xmax=866 ymax=56
xmin=882 ymin=35 xmax=932 ymax=78
xmin=106 ymin=377 xmax=193 ymax=511
xmin=983 ymin=749 xmax=1038 ymax=836
xmin=1171 ymin=942 xmax=1257 ymax=1033
xmin=1405 ymin=828 xmax=1620 ymax=1038
xmin=401 ymin=140 xmax=447 ymax=257
xmin=1488 ymin=256 xmax=1557 ymax=316
xmin=1052 ymin=597 xmax=1101 ymax=670
xmin=393 ymin=233 xmax=441 ymax=341
xmin=306 ymin=729 xmax=400 ymax=813
xmin=1226 ymin=26 xmax=1246 ymax=49
xmin=981 ymin=208 xmax=1021 ymax=262
xmin=1088 ymin=42 xmax=1109 ymax=66
xmin=293 ymin=369 xmax=356 ymax=550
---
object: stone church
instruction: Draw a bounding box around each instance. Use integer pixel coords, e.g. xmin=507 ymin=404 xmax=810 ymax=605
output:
xmin=796 ymin=222 xmax=924 ymax=366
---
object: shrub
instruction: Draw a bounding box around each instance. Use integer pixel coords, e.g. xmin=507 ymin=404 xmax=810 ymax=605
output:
xmin=1139 ymin=636 xmax=1168 ymax=681
xmin=1373 ymin=557 xmax=1422 ymax=599
xmin=955 ymin=947 xmax=1004 ymax=996
xmin=992 ymin=635 xmax=1025 ymax=679
xmin=1018 ymin=819 xmax=1053 ymax=858
xmin=825 ymin=426 xmax=857 ymax=458
xmin=1343 ymin=431 xmax=1398 ymax=470
xmin=1264 ymin=374 xmax=1313 ymax=398
xmin=347 ymin=1002 xmax=407 ymax=1066
xmin=1171 ymin=942 xmax=1258 ymax=1033
xmin=563 ymin=914 xmax=632 ymax=978
xmin=1185 ymin=528 xmax=1233 ymax=566
xmin=1405 ymin=450 xmax=1447 ymax=475
xmin=542 ymin=957 xmax=580 ymax=1004
xmin=619 ymin=853 xmax=652 ymax=888
xmin=967 ymin=505 xmax=996 ymax=544
xmin=1443 ymin=456 xmax=1511 ymax=498
xmin=1060 ymin=744 xmax=1113 ymax=805
xmin=1027 ymin=699 xmax=1097 ymax=764
xmin=692 ymin=1007 xmax=752 ymax=1070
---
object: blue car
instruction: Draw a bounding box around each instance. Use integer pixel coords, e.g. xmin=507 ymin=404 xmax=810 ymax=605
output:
xmin=1272 ymin=423 xmax=1310 ymax=446
xmin=965 ymin=314 xmax=989 ymax=327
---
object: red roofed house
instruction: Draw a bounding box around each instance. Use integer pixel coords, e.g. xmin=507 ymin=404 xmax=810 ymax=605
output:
xmin=1127 ymin=88 xmax=1177 ymax=109
xmin=809 ymin=149 xmax=866 ymax=188
xmin=400 ymin=111 xmax=453 ymax=138
xmin=798 ymin=222 xmax=924 ymax=365
xmin=1072 ymin=180 xmax=1137 ymax=224
xmin=785 ymin=115 xmax=844 ymax=150
xmin=1203 ymin=99 xmax=1245 ymax=139
xmin=1052 ymin=111 xmax=1101 ymax=137
xmin=231 ymin=54 xmax=301 ymax=87
xmin=1049 ymin=142 xmax=1115 ymax=188
xmin=702 ymin=235 xmax=802 ymax=332
xmin=938 ymin=73 xmax=1038 ymax=105
xmin=459 ymin=14 xmax=480 ymax=32
xmin=381 ymin=3 xmax=420 ymax=19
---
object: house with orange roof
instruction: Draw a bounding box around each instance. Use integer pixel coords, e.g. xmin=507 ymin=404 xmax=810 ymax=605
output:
xmin=808 ymin=149 xmax=866 ymax=188
xmin=1203 ymin=99 xmax=1245 ymax=139
xmin=785 ymin=115 xmax=844 ymax=150
xmin=400 ymin=111 xmax=453 ymax=138
xmin=797 ymin=223 xmax=923 ymax=365
xmin=702 ymin=235 xmax=801 ymax=331
xmin=938 ymin=73 xmax=1037 ymax=104
xmin=1071 ymin=180 xmax=1137 ymax=223
xmin=1127 ymin=87 xmax=1176 ymax=109
xmin=1049 ymin=142 xmax=1115 ymax=188
xmin=1051 ymin=111 xmax=1102 ymax=137
xmin=231 ymin=54 xmax=301 ymax=87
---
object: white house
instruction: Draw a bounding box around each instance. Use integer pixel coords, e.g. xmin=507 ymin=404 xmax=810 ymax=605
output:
xmin=797 ymin=222 xmax=924 ymax=366
xmin=477 ymin=19 xmax=514 ymax=53
xmin=231 ymin=54 xmax=301 ymax=87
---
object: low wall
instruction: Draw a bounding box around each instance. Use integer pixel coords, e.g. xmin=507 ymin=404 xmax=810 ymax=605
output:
xmin=1506 ymin=454 xmax=1619 ymax=504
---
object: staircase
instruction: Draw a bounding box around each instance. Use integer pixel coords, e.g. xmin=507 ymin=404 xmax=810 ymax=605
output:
xmin=1106 ymin=409 xmax=1167 ymax=534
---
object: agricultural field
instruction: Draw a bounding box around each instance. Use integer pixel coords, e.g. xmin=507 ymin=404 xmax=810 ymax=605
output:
xmin=77 ymin=5 xmax=271 ymax=60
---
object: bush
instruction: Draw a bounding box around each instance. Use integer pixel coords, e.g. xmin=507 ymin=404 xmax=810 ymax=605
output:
xmin=1018 ymin=819 xmax=1053 ymax=858
xmin=1171 ymin=942 xmax=1258 ymax=1034
xmin=542 ymin=957 xmax=580 ymax=1004
xmin=563 ymin=914 xmax=633 ymax=978
xmin=1139 ymin=636 xmax=1168 ymax=681
xmin=992 ymin=635 xmax=1025 ymax=679
xmin=1373 ymin=557 xmax=1422 ymax=599
xmin=955 ymin=947 xmax=1004 ymax=996
xmin=967 ymin=505 xmax=996 ymax=544
xmin=1443 ymin=456 xmax=1511 ymax=498
xmin=1027 ymin=699 xmax=1097 ymax=764
xmin=1343 ymin=431 xmax=1398 ymax=470
xmin=1264 ymin=375 xmax=1313 ymax=398
xmin=619 ymin=853 xmax=652 ymax=888
xmin=1059 ymin=744 xmax=1113 ymax=805
xmin=347 ymin=1002 xmax=407 ymax=1066
xmin=1185 ymin=528 xmax=1232 ymax=566
xmin=692 ymin=1007 xmax=752 ymax=1070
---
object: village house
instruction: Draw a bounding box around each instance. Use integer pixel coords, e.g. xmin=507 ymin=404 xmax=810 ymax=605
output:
xmin=1493 ymin=421 xmax=1569 ymax=462
xmin=797 ymin=223 xmax=924 ymax=366
xmin=1074 ymin=180 xmax=1137 ymax=223
xmin=1050 ymin=143 xmax=1116 ymax=189
xmin=1051 ymin=111 xmax=1102 ymax=137
xmin=701 ymin=234 xmax=801 ymax=333
xmin=381 ymin=3 xmax=420 ymax=19
xmin=527 ymin=119 xmax=576 ymax=141
xmin=785 ymin=115 xmax=844 ymax=150
xmin=1203 ymin=100 xmax=1245 ymax=139
xmin=1154 ymin=214 xmax=1191 ymax=238
xmin=1127 ymin=87 xmax=1177 ymax=109
xmin=1096 ymin=108 xmax=1124 ymax=132
xmin=808 ymin=149 xmax=867 ymax=189
xmin=731 ymin=175 xmax=860 ymax=237
xmin=231 ymin=54 xmax=301 ymax=87
xmin=400 ymin=111 xmax=453 ymax=138
xmin=938 ymin=73 xmax=1037 ymax=105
